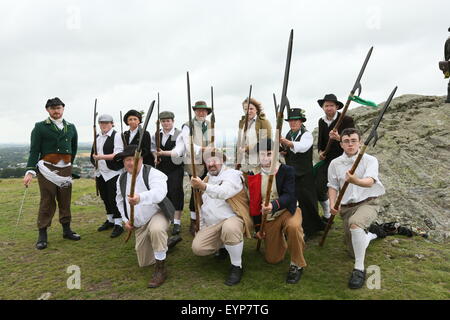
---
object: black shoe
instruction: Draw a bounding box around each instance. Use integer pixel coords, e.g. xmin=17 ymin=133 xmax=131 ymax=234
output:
xmin=172 ymin=224 xmax=181 ymax=236
xmin=321 ymin=216 xmax=330 ymax=225
xmin=110 ymin=225 xmax=124 ymax=238
xmin=36 ymin=228 xmax=48 ymax=250
xmin=286 ymin=265 xmax=303 ymax=284
xmin=168 ymin=235 xmax=182 ymax=250
xmin=368 ymin=223 xmax=387 ymax=239
xmin=98 ymin=220 xmax=114 ymax=232
xmin=214 ymin=248 xmax=229 ymax=260
xmin=225 ymin=264 xmax=243 ymax=286
xmin=348 ymin=269 xmax=366 ymax=289
xmin=62 ymin=223 xmax=81 ymax=241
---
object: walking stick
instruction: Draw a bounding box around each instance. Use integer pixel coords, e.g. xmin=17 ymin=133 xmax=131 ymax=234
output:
xmin=319 ymin=86 xmax=397 ymax=247
xmin=12 ymin=186 xmax=28 ymax=241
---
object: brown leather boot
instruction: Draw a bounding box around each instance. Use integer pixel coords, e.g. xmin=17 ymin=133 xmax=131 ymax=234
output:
xmin=148 ymin=259 xmax=167 ymax=288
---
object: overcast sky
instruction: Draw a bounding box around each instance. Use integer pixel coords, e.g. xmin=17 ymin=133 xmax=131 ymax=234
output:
xmin=0 ymin=0 xmax=449 ymax=144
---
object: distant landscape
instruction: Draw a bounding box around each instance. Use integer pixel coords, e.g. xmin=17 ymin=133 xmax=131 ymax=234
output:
xmin=0 ymin=143 xmax=94 ymax=178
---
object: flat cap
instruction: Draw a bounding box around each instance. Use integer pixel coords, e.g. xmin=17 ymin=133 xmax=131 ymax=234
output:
xmin=98 ymin=114 xmax=114 ymax=122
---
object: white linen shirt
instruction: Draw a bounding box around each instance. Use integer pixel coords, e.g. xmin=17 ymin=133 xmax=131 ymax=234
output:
xmin=150 ymin=127 xmax=181 ymax=152
xmin=290 ymin=131 xmax=313 ymax=154
xmin=327 ymin=152 xmax=385 ymax=205
xmin=116 ymin=166 xmax=168 ymax=228
xmin=200 ymin=167 xmax=243 ymax=228
xmin=95 ymin=128 xmax=124 ymax=181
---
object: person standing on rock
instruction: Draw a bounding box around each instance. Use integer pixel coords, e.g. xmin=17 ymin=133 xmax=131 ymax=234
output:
xmin=316 ymin=94 xmax=355 ymax=223
xmin=327 ymin=128 xmax=386 ymax=289
xmin=280 ymin=108 xmax=323 ymax=241
xmin=23 ymin=97 xmax=81 ymax=250
xmin=153 ymin=111 xmax=185 ymax=236
xmin=90 ymin=114 xmax=125 ymax=238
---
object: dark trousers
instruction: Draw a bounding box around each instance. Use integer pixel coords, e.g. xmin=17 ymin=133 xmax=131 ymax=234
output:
xmin=295 ymin=172 xmax=323 ymax=237
xmin=96 ymin=175 xmax=121 ymax=219
xmin=165 ymin=167 xmax=185 ymax=211
xmin=37 ymin=164 xmax=73 ymax=229
xmin=189 ymin=171 xmax=208 ymax=214
xmin=315 ymin=160 xmax=331 ymax=202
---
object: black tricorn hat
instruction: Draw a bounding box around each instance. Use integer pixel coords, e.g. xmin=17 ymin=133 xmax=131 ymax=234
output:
xmin=114 ymin=145 xmax=148 ymax=162
xmin=317 ymin=94 xmax=344 ymax=110
xmin=45 ymin=97 xmax=65 ymax=108
xmin=285 ymin=108 xmax=307 ymax=122
xmin=123 ymin=109 xmax=143 ymax=125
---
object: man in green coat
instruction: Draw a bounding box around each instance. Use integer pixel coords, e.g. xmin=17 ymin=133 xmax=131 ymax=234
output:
xmin=23 ymin=97 xmax=81 ymax=250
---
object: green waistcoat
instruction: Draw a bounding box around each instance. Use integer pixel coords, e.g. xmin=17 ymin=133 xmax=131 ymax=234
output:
xmin=26 ymin=118 xmax=78 ymax=170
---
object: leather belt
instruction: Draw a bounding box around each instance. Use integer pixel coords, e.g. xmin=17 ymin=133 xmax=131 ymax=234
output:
xmin=341 ymin=197 xmax=377 ymax=208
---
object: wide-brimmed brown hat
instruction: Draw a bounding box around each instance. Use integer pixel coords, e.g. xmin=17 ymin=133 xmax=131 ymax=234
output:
xmin=317 ymin=94 xmax=344 ymax=110
xmin=192 ymin=100 xmax=212 ymax=115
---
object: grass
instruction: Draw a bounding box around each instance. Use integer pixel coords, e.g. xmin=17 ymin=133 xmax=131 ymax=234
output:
xmin=0 ymin=178 xmax=448 ymax=300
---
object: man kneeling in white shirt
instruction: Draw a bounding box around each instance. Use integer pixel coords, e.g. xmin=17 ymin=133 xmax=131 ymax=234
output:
xmin=115 ymin=145 xmax=171 ymax=288
xmin=190 ymin=149 xmax=253 ymax=286
xmin=327 ymin=128 xmax=386 ymax=289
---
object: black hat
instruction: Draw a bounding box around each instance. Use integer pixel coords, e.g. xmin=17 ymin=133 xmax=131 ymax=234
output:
xmin=123 ymin=109 xmax=142 ymax=125
xmin=45 ymin=97 xmax=65 ymax=108
xmin=113 ymin=145 xmax=148 ymax=162
xmin=192 ymin=100 xmax=212 ymax=115
xmin=284 ymin=108 xmax=307 ymax=122
xmin=317 ymin=94 xmax=344 ymax=110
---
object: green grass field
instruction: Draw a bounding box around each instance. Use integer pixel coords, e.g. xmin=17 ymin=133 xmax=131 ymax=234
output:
xmin=0 ymin=178 xmax=448 ymax=300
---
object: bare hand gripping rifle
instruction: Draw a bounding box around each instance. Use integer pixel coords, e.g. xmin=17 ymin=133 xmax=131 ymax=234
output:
xmin=124 ymin=100 xmax=155 ymax=242
xmin=320 ymin=47 xmax=373 ymax=161
xmin=187 ymin=72 xmax=202 ymax=233
xmin=235 ymin=85 xmax=252 ymax=170
xmin=319 ymin=86 xmax=398 ymax=247
xmin=257 ymin=29 xmax=293 ymax=251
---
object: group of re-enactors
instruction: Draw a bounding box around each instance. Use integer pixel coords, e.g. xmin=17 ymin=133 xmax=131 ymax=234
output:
xmin=23 ymin=94 xmax=387 ymax=290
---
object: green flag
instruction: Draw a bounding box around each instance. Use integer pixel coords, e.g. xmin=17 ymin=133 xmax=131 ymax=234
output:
xmin=350 ymin=95 xmax=379 ymax=108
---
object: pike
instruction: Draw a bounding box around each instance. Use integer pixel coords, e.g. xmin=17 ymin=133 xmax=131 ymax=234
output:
xmin=235 ymin=85 xmax=252 ymax=170
xmin=124 ymin=100 xmax=155 ymax=242
xmin=257 ymin=29 xmax=293 ymax=251
xmin=120 ymin=111 xmax=127 ymax=146
xmin=93 ymin=98 xmax=99 ymax=196
xmin=187 ymin=72 xmax=202 ymax=233
xmin=210 ymin=86 xmax=215 ymax=153
xmin=155 ymin=92 xmax=161 ymax=165
xmin=319 ymin=47 xmax=373 ymax=161
xmin=319 ymin=86 xmax=398 ymax=247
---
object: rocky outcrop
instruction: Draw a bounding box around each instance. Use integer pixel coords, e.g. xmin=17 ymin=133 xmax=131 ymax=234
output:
xmin=315 ymin=95 xmax=450 ymax=242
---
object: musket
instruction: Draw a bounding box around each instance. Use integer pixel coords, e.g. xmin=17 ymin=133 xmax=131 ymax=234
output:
xmin=155 ymin=92 xmax=161 ymax=165
xmin=93 ymin=98 xmax=99 ymax=196
xmin=124 ymin=100 xmax=156 ymax=243
xmin=120 ymin=111 xmax=127 ymax=146
xmin=257 ymin=29 xmax=293 ymax=251
xmin=319 ymin=86 xmax=398 ymax=247
xmin=235 ymin=85 xmax=252 ymax=170
xmin=210 ymin=86 xmax=215 ymax=153
xmin=321 ymin=47 xmax=374 ymax=159
xmin=187 ymin=72 xmax=202 ymax=233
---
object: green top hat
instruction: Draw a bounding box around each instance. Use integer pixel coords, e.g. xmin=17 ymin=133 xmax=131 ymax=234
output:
xmin=192 ymin=100 xmax=212 ymax=115
xmin=285 ymin=108 xmax=307 ymax=122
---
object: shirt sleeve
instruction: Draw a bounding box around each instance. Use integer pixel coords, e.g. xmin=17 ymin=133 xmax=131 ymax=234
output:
xmin=113 ymin=132 xmax=124 ymax=154
xmin=204 ymin=170 xmax=243 ymax=200
xmin=139 ymin=168 xmax=168 ymax=205
xmin=115 ymin=176 xmax=128 ymax=223
xmin=363 ymin=156 xmax=379 ymax=183
xmin=290 ymin=131 xmax=313 ymax=153
xmin=327 ymin=161 xmax=340 ymax=191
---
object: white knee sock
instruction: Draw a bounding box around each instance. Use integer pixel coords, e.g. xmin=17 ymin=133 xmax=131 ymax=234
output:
xmin=154 ymin=250 xmax=166 ymax=261
xmin=190 ymin=211 xmax=196 ymax=220
xmin=225 ymin=242 xmax=243 ymax=268
xmin=107 ymin=214 xmax=114 ymax=223
xmin=351 ymin=228 xmax=376 ymax=271
xmin=320 ymin=200 xmax=331 ymax=218
xmin=114 ymin=218 xmax=122 ymax=226
xmin=174 ymin=219 xmax=181 ymax=225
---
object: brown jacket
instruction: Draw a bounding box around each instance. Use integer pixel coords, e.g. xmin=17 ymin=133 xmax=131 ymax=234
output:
xmin=237 ymin=113 xmax=272 ymax=153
